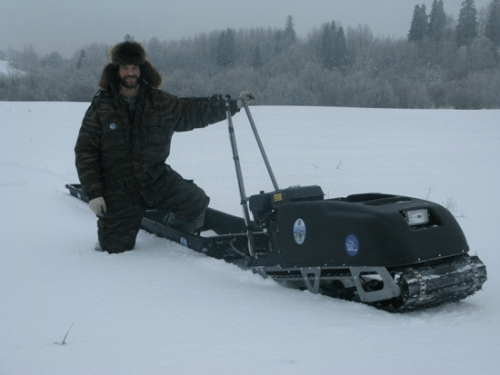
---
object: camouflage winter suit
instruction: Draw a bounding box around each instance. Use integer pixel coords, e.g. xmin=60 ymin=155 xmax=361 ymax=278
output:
xmin=75 ymin=82 xmax=239 ymax=253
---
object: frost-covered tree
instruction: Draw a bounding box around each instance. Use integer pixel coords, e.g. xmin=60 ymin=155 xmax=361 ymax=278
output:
xmin=41 ymin=51 xmax=64 ymax=69
xmin=428 ymin=0 xmax=447 ymax=40
xmin=408 ymin=4 xmax=428 ymax=42
xmin=456 ymin=0 xmax=478 ymax=46
xmin=11 ymin=44 xmax=39 ymax=72
xmin=2 ymin=14 xmax=500 ymax=108
xmin=485 ymin=0 xmax=500 ymax=47
xmin=147 ymin=37 xmax=169 ymax=72
xmin=345 ymin=24 xmax=374 ymax=64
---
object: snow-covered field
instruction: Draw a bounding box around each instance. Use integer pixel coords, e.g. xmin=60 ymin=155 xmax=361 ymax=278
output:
xmin=1 ymin=101 xmax=499 ymax=374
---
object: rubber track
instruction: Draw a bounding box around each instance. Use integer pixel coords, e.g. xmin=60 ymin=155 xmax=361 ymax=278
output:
xmin=388 ymin=255 xmax=487 ymax=312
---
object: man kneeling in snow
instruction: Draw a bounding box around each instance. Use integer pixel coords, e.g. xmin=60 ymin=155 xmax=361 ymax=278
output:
xmin=75 ymin=40 xmax=253 ymax=253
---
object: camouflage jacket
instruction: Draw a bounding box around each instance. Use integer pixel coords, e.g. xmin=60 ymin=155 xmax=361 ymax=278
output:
xmin=74 ymin=82 xmax=239 ymax=212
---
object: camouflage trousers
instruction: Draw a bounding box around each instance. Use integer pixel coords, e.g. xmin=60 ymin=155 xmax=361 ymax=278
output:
xmin=97 ymin=168 xmax=209 ymax=253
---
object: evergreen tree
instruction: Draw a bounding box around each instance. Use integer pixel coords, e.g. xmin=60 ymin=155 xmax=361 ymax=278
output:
xmin=76 ymin=50 xmax=85 ymax=70
xmin=284 ymin=15 xmax=297 ymax=44
xmin=216 ymin=29 xmax=236 ymax=67
xmin=251 ymin=45 xmax=263 ymax=69
xmin=428 ymin=0 xmax=447 ymax=40
xmin=319 ymin=21 xmax=346 ymax=69
xmin=408 ymin=4 xmax=428 ymax=42
xmin=320 ymin=22 xmax=335 ymax=69
xmin=2 ymin=16 xmax=500 ymax=108
xmin=456 ymin=0 xmax=478 ymax=46
xmin=485 ymin=0 xmax=500 ymax=47
xmin=333 ymin=26 xmax=347 ymax=67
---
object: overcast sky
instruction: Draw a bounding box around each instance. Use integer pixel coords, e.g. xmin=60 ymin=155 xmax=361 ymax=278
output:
xmin=0 ymin=0 xmax=493 ymax=58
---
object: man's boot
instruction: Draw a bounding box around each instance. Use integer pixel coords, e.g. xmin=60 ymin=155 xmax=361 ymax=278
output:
xmin=162 ymin=211 xmax=205 ymax=234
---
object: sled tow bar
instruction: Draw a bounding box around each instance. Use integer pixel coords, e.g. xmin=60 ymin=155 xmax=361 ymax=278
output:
xmin=225 ymin=95 xmax=279 ymax=256
xmin=239 ymin=96 xmax=279 ymax=191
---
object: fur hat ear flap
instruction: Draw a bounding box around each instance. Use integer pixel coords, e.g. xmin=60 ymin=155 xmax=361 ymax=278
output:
xmin=140 ymin=61 xmax=163 ymax=89
xmin=98 ymin=63 xmax=118 ymax=91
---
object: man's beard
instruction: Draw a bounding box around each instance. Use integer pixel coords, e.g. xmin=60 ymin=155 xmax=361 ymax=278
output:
xmin=120 ymin=75 xmax=140 ymax=89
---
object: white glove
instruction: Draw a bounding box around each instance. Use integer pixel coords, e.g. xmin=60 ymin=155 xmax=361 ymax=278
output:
xmin=89 ymin=197 xmax=107 ymax=217
xmin=237 ymin=90 xmax=256 ymax=108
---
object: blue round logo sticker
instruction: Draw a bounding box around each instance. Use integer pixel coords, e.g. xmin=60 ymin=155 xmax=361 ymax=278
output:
xmin=293 ymin=219 xmax=306 ymax=245
xmin=109 ymin=122 xmax=117 ymax=130
xmin=345 ymin=234 xmax=359 ymax=256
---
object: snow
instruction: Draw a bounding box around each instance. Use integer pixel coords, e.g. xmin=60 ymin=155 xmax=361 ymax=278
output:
xmin=0 ymin=60 xmax=24 ymax=76
xmin=0 ymin=60 xmax=9 ymax=74
xmin=1 ymin=101 xmax=499 ymax=374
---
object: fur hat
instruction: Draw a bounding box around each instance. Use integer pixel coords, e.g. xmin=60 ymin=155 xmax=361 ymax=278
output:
xmin=98 ymin=41 xmax=163 ymax=90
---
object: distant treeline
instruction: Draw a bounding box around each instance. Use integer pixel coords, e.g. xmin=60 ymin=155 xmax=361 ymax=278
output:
xmin=1 ymin=0 xmax=500 ymax=109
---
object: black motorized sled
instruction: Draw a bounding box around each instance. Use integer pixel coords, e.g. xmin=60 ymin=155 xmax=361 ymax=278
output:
xmin=66 ymin=96 xmax=487 ymax=312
